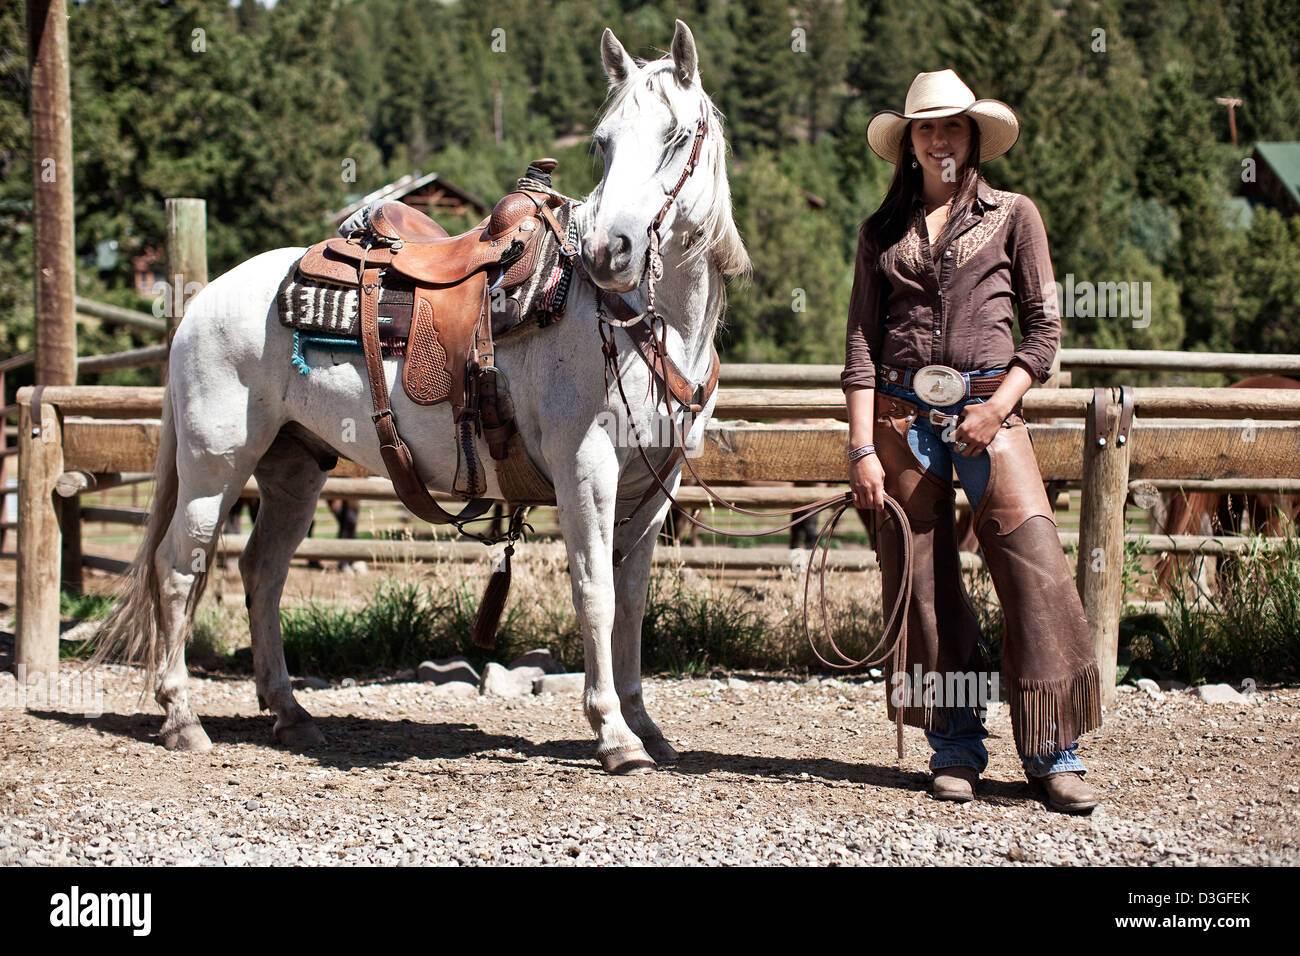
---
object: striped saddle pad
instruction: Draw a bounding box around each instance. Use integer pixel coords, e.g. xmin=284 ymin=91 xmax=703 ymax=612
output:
xmin=275 ymin=203 xmax=576 ymax=354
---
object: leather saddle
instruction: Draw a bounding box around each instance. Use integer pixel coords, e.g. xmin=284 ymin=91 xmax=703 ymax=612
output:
xmin=288 ymin=159 xmax=576 ymax=523
xmin=297 ymin=174 xmax=571 ymax=418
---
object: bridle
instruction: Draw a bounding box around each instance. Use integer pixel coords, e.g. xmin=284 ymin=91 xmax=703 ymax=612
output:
xmin=591 ymin=95 xmax=915 ymax=756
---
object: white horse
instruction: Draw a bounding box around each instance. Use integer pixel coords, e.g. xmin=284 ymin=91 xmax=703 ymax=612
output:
xmin=94 ymin=20 xmax=750 ymax=774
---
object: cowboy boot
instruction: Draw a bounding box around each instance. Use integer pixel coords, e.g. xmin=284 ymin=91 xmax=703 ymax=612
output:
xmin=1030 ymin=771 xmax=1099 ymax=814
xmin=970 ymin=413 xmax=1102 ymax=759
xmin=873 ymin=393 xmax=985 ymax=732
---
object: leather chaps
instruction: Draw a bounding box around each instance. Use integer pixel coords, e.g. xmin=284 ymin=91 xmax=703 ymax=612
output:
xmin=872 ymin=391 xmax=1102 ymax=758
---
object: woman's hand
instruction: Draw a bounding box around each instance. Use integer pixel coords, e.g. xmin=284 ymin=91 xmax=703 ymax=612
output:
xmin=850 ymin=453 xmax=887 ymax=510
xmin=951 ymin=402 xmax=1005 ymax=456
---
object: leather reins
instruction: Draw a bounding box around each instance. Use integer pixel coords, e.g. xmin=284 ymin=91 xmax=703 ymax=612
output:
xmin=592 ymin=99 xmax=915 ymax=755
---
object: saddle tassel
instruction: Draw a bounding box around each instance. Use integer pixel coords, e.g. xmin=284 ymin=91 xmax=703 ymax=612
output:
xmin=471 ymin=542 xmax=514 ymax=649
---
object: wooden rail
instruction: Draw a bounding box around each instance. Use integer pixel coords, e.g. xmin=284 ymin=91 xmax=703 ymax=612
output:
xmin=11 ymin=381 xmax=1300 ymax=703
xmin=721 ymin=350 xmax=1300 ymax=387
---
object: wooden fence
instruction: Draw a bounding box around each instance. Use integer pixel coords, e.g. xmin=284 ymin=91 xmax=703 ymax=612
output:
xmin=12 ymin=375 xmax=1300 ymax=710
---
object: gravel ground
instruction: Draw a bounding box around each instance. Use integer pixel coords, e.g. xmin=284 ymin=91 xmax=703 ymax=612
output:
xmin=2 ymin=664 xmax=1297 ymax=867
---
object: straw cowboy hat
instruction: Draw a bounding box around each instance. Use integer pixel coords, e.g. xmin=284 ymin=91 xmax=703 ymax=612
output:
xmin=867 ymin=69 xmax=1020 ymax=164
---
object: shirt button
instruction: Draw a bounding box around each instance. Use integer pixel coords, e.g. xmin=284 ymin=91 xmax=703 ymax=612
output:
xmin=943 ymin=249 xmax=952 ymax=258
xmin=933 ymin=328 xmax=942 ymax=336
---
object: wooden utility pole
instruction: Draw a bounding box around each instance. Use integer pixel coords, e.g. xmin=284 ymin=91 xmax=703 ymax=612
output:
xmin=24 ymin=0 xmax=80 ymax=610
xmin=1214 ymin=96 xmax=1243 ymax=147
xmin=27 ymin=0 xmax=76 ymax=387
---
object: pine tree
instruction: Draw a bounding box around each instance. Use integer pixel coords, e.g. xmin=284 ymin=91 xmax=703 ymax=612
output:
xmin=1237 ymin=0 xmax=1300 ymax=142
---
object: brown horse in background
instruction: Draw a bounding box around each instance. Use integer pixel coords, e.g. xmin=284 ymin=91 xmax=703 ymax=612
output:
xmin=1153 ymin=375 xmax=1300 ymax=590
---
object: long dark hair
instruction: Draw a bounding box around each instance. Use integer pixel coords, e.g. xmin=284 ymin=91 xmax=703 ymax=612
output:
xmin=861 ymin=118 xmax=984 ymax=263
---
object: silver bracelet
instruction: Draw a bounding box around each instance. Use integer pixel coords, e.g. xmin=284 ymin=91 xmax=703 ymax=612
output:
xmin=847 ymin=443 xmax=876 ymax=462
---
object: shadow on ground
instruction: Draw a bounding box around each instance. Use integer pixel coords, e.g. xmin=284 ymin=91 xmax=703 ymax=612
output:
xmin=27 ymin=707 xmax=1039 ymax=806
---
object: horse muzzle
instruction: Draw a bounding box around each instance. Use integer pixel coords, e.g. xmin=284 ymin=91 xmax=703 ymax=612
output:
xmin=580 ymin=225 xmax=642 ymax=292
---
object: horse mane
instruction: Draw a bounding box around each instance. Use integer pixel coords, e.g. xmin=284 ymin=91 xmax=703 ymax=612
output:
xmin=595 ymin=61 xmax=751 ymax=281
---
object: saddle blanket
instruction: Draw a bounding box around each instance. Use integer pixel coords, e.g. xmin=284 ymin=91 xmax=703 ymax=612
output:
xmin=275 ymin=202 xmax=576 ymax=349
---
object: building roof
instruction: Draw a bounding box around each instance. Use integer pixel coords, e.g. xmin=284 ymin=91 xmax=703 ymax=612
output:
xmin=328 ymin=171 xmax=491 ymax=225
xmin=1254 ymin=142 xmax=1300 ymax=209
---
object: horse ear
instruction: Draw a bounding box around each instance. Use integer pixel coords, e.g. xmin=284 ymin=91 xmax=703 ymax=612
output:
xmin=670 ymin=19 xmax=698 ymax=87
xmin=601 ymin=28 xmax=637 ymax=87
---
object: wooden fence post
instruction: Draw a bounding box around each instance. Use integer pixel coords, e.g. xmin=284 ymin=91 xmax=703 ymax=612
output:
xmin=1076 ymin=387 xmax=1132 ymax=709
xmin=163 ymin=199 xmax=207 ymax=384
xmin=1 ymin=367 xmax=8 ymax=555
xmin=16 ymin=388 xmax=64 ymax=676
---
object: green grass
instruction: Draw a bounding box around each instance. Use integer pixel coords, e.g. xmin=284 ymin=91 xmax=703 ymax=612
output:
xmin=1119 ymin=524 xmax=1300 ymax=685
xmin=641 ymin=572 xmax=767 ymax=674
xmin=59 ymin=590 xmax=116 ymax=622
xmin=276 ymin=577 xmax=583 ymax=677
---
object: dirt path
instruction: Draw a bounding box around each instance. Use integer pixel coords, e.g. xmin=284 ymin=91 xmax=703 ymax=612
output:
xmin=1 ymin=664 xmax=1296 ymax=866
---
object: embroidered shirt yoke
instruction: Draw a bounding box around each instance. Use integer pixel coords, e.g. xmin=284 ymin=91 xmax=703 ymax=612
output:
xmin=841 ymin=179 xmax=1061 ymax=392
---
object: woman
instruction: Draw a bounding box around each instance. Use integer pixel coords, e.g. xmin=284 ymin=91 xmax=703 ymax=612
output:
xmin=842 ymin=70 xmax=1102 ymax=814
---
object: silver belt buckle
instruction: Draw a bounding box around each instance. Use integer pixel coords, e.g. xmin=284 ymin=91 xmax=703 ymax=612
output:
xmin=912 ymin=364 xmax=967 ymax=406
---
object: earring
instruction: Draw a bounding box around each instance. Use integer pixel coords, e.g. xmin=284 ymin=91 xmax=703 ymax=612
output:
xmin=910 ymin=159 xmax=918 ymax=169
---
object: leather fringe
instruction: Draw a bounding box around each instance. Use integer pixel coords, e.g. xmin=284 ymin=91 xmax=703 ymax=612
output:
xmin=472 ymin=544 xmax=513 ymax=649
xmin=1010 ymin=660 xmax=1103 ymax=758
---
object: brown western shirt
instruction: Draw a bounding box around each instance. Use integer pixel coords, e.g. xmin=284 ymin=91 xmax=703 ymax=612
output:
xmin=841 ymin=179 xmax=1061 ymax=393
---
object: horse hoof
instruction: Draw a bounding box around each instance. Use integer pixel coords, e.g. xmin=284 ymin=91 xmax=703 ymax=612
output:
xmin=600 ymin=745 xmax=656 ymax=775
xmin=275 ymin=718 xmax=325 ymax=750
xmin=644 ymin=738 xmax=680 ymax=764
xmin=161 ymin=722 xmax=212 ymax=753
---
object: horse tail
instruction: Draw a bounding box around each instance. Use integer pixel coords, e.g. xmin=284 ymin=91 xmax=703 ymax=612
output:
xmin=88 ymin=385 xmax=188 ymax=689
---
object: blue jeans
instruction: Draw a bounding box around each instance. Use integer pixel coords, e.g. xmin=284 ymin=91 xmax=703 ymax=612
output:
xmin=878 ymin=372 xmax=1086 ymax=779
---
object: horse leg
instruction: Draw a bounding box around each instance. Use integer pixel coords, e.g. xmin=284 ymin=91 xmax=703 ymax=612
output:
xmin=239 ymin=434 xmax=329 ymax=749
xmin=551 ymin=455 xmax=653 ymax=774
xmin=156 ymin=470 xmax=257 ymax=751
xmin=612 ymin=499 xmax=678 ymax=764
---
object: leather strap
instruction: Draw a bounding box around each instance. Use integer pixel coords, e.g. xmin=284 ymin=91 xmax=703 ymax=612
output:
xmin=1091 ymin=386 xmax=1108 ymax=447
xmin=539 ymin=202 xmax=577 ymax=259
xmin=599 ymin=288 xmax=720 ymax=412
xmin=651 ymin=102 xmax=710 ymax=234
xmin=1116 ymin=384 xmax=1135 ymax=446
xmin=358 ymin=264 xmax=493 ymax=526
xmin=29 ymin=384 xmax=45 ymax=438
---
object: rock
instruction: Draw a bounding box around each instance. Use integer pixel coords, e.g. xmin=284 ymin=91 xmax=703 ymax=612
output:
xmin=340 ymin=677 xmax=357 ymax=688
xmin=244 ymin=799 xmax=261 ymax=811
xmin=727 ymin=677 xmax=749 ymax=691
xmin=292 ymin=676 xmax=330 ymax=691
xmin=1194 ymin=683 xmax=1250 ymax=705
xmin=481 ymin=663 xmax=545 ymax=698
xmin=59 ymin=620 xmax=101 ymax=644
xmin=418 ymin=657 xmax=481 ymax=686
xmin=1136 ymin=678 xmax=1162 ymax=699
xmin=533 ymin=673 xmax=585 ymax=696
xmin=430 ymin=681 xmax=478 ymax=699
xmin=507 ymin=649 xmax=564 ymax=675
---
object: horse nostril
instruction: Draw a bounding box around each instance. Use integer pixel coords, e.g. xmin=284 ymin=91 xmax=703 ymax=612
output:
xmin=608 ymin=232 xmax=632 ymax=270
